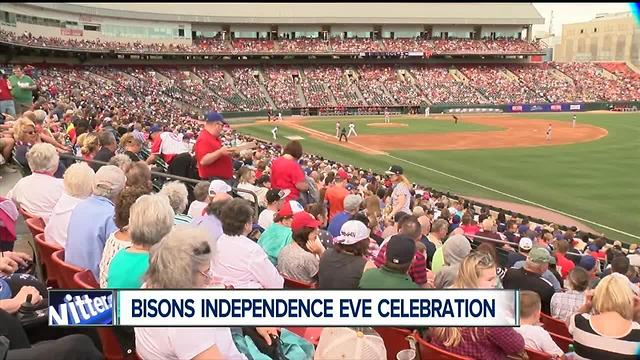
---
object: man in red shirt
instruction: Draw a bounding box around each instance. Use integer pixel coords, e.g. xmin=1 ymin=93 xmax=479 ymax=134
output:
xmin=324 ymin=168 xmax=350 ymax=221
xmin=0 ymin=71 xmax=15 ymax=117
xmin=194 ymin=111 xmax=233 ymax=181
xmin=554 ymin=239 xmax=575 ymax=279
xmin=269 ymin=140 xmax=307 ymax=202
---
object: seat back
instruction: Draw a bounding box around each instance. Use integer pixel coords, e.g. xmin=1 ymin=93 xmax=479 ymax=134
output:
xmin=374 ymin=327 xmax=413 ymax=360
xmin=540 ymin=313 xmax=571 ymax=338
xmin=25 ymin=217 xmax=45 ymax=238
xmin=18 ymin=206 xmax=37 ymax=220
xmin=50 ymin=249 xmax=86 ymax=288
xmin=415 ymin=333 xmax=473 ymax=360
xmin=285 ymin=327 xmax=322 ymax=346
xmin=525 ymin=348 xmax=553 ymax=360
xmin=33 ymin=233 xmax=62 ymax=287
xmin=549 ymin=331 xmax=573 ymax=352
xmin=282 ymin=275 xmax=316 ymax=289
xmin=73 ymin=269 xmax=99 ymax=289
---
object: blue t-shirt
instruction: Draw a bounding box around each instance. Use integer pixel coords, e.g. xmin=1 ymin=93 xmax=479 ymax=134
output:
xmin=0 ymin=278 xmax=11 ymax=300
xmin=327 ymin=211 xmax=352 ymax=238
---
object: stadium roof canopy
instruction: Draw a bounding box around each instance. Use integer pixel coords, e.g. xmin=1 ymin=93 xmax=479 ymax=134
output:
xmin=30 ymin=2 xmax=544 ymax=25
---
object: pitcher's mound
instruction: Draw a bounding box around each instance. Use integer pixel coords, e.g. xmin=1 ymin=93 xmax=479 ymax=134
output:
xmin=367 ymin=123 xmax=408 ymax=128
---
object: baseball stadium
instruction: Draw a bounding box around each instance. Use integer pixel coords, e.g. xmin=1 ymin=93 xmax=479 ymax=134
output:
xmin=0 ymin=2 xmax=639 ymax=360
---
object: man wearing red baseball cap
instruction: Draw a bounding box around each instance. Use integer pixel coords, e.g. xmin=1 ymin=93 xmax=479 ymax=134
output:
xmin=325 ymin=168 xmax=350 ymax=221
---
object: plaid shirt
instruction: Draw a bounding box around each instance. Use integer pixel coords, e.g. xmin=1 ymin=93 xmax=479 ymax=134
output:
xmin=430 ymin=327 xmax=525 ymax=360
xmin=550 ymin=290 xmax=585 ymax=323
xmin=373 ymin=243 xmax=427 ymax=285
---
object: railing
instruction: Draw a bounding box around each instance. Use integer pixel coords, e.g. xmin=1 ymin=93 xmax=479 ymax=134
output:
xmin=57 ymin=153 xmax=260 ymax=215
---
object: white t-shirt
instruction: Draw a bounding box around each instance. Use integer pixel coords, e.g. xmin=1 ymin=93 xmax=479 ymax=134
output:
xmin=7 ymin=173 xmax=64 ymax=223
xmin=514 ymin=324 xmax=563 ymax=357
xmin=187 ymin=200 xmax=207 ymax=219
xmin=154 ymin=132 xmax=188 ymax=156
xmin=258 ymin=208 xmax=276 ymax=230
xmin=135 ymin=326 xmax=246 ymax=360
xmin=98 ymin=232 xmax=131 ymax=288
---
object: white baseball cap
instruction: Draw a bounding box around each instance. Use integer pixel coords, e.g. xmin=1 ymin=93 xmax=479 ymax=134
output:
xmin=314 ymin=327 xmax=386 ymax=360
xmin=334 ymin=220 xmax=370 ymax=246
xmin=519 ymin=237 xmax=533 ymax=251
xmin=208 ymin=180 xmax=232 ymax=196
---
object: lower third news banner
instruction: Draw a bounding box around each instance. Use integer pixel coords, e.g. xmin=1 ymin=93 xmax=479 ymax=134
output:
xmin=49 ymin=289 xmax=115 ymax=326
xmin=117 ymin=289 xmax=518 ymax=327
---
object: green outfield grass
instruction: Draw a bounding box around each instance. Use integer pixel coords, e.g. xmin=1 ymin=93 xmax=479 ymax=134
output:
xmin=237 ymin=113 xmax=640 ymax=244
xmin=301 ymin=116 xmax=499 ymax=135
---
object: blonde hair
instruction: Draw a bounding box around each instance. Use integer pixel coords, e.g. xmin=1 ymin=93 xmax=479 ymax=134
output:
xmin=592 ymin=273 xmax=635 ymax=320
xmin=63 ymin=163 xmax=95 ymax=198
xmin=129 ymin=194 xmax=174 ymax=247
xmin=13 ymin=117 xmax=36 ymax=141
xmin=81 ymin=132 xmax=99 ymax=156
xmin=431 ymin=252 xmax=496 ymax=347
xmin=159 ymin=181 xmax=189 ymax=214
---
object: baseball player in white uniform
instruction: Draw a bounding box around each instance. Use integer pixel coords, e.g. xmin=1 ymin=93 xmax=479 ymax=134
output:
xmin=384 ymin=108 xmax=390 ymax=123
xmin=545 ymin=123 xmax=552 ymax=141
xmin=272 ymin=126 xmax=278 ymax=140
xmin=425 ymin=107 xmax=430 ymax=118
xmin=347 ymin=122 xmax=357 ymax=137
xmin=572 ymin=114 xmax=576 ymax=128
xmin=278 ymin=112 xmax=282 ymax=121
xmin=336 ymin=121 xmax=341 ymax=138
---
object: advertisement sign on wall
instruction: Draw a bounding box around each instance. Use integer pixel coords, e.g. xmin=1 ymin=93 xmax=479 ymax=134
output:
xmin=550 ymin=104 xmax=562 ymax=111
xmin=61 ymin=28 xmax=83 ymax=37
xmin=511 ymin=105 xmax=523 ymax=112
xmin=569 ymin=104 xmax=581 ymax=110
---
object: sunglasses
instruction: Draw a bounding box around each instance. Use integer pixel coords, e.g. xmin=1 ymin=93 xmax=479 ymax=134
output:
xmin=199 ymin=267 xmax=214 ymax=280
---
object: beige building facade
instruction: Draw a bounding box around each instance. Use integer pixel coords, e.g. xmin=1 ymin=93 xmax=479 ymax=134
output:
xmin=554 ymin=12 xmax=640 ymax=65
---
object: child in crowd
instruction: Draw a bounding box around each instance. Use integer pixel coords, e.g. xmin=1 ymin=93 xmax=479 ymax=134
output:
xmin=515 ymin=291 xmax=564 ymax=358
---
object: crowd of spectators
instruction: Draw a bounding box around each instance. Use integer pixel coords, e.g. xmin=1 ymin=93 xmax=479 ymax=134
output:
xmin=262 ymin=66 xmax=303 ymax=109
xmin=4 ymin=62 xmax=640 ymax=115
xmin=1 ymin=29 xmax=545 ymax=55
xmin=459 ymin=65 xmax=547 ymax=104
xmin=0 ymin=59 xmax=639 ymax=359
xmin=412 ymin=66 xmax=487 ymax=105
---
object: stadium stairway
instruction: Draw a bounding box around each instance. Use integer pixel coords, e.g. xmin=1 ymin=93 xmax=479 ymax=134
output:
xmin=255 ymin=69 xmax=277 ymax=109
xmin=323 ymin=83 xmax=338 ymax=106
xmin=501 ymin=67 xmax=520 ymax=82
xmin=294 ymin=79 xmax=308 ymax=107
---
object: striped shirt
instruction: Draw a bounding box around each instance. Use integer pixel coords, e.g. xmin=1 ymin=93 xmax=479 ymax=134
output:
xmin=174 ymin=213 xmax=193 ymax=225
xmin=569 ymin=313 xmax=640 ymax=360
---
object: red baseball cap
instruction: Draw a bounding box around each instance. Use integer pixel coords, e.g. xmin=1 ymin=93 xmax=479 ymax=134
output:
xmin=291 ymin=211 xmax=321 ymax=232
xmin=336 ymin=168 xmax=349 ymax=180
xmin=277 ymin=200 xmax=304 ymax=218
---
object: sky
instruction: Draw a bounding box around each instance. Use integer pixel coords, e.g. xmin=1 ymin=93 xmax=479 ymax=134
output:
xmin=532 ymin=2 xmax=633 ymax=36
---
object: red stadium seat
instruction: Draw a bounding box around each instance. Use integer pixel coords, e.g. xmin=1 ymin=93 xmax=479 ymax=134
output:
xmin=50 ymin=249 xmax=86 ymax=289
xmin=374 ymin=327 xmax=414 ymax=360
xmin=285 ymin=327 xmax=322 ymax=345
xmin=414 ymin=332 xmax=473 ymax=360
xmin=18 ymin=206 xmax=38 ymax=220
xmin=282 ymin=275 xmax=316 ymax=289
xmin=526 ymin=347 xmax=553 ymax=360
xmin=72 ymin=269 xmax=99 ymax=289
xmin=33 ymin=233 xmax=62 ymax=287
xmin=74 ymin=268 xmax=133 ymax=360
xmin=24 ymin=217 xmax=45 ymax=238
xmin=549 ymin=331 xmax=573 ymax=352
xmin=540 ymin=313 xmax=571 ymax=338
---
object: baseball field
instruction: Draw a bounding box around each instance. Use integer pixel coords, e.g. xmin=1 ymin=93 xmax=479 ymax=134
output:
xmin=236 ymin=112 xmax=640 ymax=244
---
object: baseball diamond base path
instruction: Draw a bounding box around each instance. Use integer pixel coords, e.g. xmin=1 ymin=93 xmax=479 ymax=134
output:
xmin=273 ymin=116 xmax=607 ymax=152
xmin=463 ymin=196 xmax=600 ymax=235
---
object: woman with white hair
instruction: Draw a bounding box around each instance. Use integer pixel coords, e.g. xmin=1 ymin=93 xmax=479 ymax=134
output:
xmin=44 ymin=163 xmax=95 ymax=247
xmin=106 ymin=193 xmax=174 ymax=289
xmin=7 ymin=143 xmax=64 ymax=221
xmin=136 ymin=226 xmax=275 ymax=359
xmin=159 ymin=181 xmax=192 ymax=225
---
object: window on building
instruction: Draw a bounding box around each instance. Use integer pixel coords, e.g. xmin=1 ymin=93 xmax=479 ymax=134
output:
xmin=84 ymin=24 xmax=100 ymax=31
xmin=178 ymin=28 xmax=184 ymax=37
xmin=594 ymin=28 xmax=597 ymax=33
xmin=580 ymin=29 xmax=584 ymax=34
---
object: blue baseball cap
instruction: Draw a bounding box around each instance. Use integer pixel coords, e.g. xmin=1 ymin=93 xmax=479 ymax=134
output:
xmin=149 ymin=124 xmax=162 ymax=134
xmin=206 ymin=111 xmax=228 ymax=124
xmin=578 ymin=255 xmax=597 ymax=271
